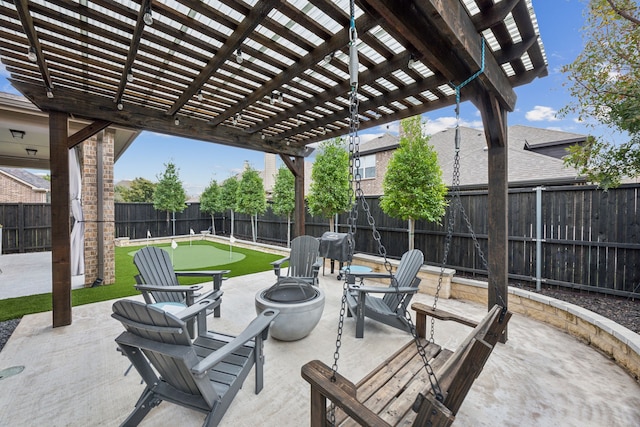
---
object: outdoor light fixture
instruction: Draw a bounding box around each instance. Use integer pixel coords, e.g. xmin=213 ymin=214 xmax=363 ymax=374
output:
xmin=197 ymin=90 xmax=203 ymax=101
xmin=143 ymin=5 xmax=153 ymax=26
xmin=25 ymin=148 xmax=37 ymax=156
xmin=408 ymin=55 xmax=416 ymax=70
xmin=46 ymin=87 xmax=54 ymax=98
xmin=117 ymin=102 xmax=123 ymax=111
xmin=10 ymin=129 xmax=25 ymax=139
xmin=278 ymin=92 xmax=284 ymax=103
xmin=323 ymin=52 xmax=334 ymax=65
xmin=233 ymin=112 xmax=241 ymax=126
xmin=261 ymin=133 xmax=265 ymax=140
xmin=270 ymin=92 xmax=276 ymax=105
xmin=27 ymin=47 xmax=37 ymax=62
xmin=235 ymin=48 xmax=243 ymax=64
xmin=174 ymin=117 xmax=180 ymax=126
xmin=126 ymin=69 xmax=134 ymax=83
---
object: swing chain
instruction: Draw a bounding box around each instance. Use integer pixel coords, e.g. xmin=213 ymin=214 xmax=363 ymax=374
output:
xmin=329 ymin=3 xmax=359 ymax=423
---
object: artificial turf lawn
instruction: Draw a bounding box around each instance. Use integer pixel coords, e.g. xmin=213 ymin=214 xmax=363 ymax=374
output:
xmin=0 ymin=240 xmax=282 ymax=322
xmin=126 ymin=243 xmax=246 ymax=269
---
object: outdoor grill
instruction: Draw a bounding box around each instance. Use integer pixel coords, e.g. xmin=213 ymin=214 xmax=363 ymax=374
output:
xmin=319 ymin=232 xmax=353 ymax=277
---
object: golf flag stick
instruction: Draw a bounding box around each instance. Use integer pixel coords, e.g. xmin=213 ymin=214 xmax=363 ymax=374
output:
xmin=146 ymin=230 xmax=151 ymax=246
xmin=229 ymin=235 xmax=236 ymax=259
xmin=189 ymin=228 xmax=195 ymax=246
xmin=171 ymin=239 xmax=178 ymax=265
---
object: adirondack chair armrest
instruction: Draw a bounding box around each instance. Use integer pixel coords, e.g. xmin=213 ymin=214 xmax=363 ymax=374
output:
xmin=174 ymin=270 xmax=229 ymax=279
xmin=192 ymin=309 xmax=280 ymax=377
xmin=271 ymin=256 xmax=290 ymax=277
xmin=174 ymin=293 xmax=223 ymax=322
xmin=175 ymin=270 xmax=229 ymax=291
xmin=301 ymin=360 xmax=391 ymax=427
xmin=348 ymin=284 xmax=419 ymax=295
xmin=347 ymin=272 xmax=393 ymax=281
xmin=135 ymin=283 xmax=203 ymax=294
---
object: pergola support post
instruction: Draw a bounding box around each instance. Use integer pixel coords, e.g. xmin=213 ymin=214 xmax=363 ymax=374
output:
xmin=478 ymin=93 xmax=509 ymax=343
xmin=50 ymin=111 xmax=71 ymax=327
xmin=280 ymin=154 xmax=305 ymax=238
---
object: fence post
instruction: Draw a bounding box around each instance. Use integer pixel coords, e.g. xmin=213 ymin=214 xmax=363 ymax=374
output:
xmin=535 ymin=186 xmax=544 ymax=291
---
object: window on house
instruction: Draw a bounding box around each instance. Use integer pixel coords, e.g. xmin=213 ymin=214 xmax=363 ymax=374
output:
xmin=356 ymin=154 xmax=376 ymax=179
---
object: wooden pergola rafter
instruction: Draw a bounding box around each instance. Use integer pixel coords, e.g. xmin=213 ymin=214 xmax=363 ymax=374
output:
xmin=0 ymin=0 xmax=548 ymax=328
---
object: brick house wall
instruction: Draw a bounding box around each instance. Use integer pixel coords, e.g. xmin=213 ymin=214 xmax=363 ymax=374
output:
xmin=81 ymin=129 xmax=115 ymax=285
xmin=0 ymin=172 xmax=49 ymax=203
xmin=357 ymin=150 xmax=394 ymax=196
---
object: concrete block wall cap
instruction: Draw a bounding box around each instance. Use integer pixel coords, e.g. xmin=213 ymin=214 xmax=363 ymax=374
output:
xmin=453 ymin=277 xmax=488 ymax=288
xmin=420 ymin=265 xmax=455 ymax=276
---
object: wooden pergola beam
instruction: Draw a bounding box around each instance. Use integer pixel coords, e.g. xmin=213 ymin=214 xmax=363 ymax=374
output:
xmin=166 ymin=0 xmax=282 ymax=117
xmin=11 ymin=80 xmax=310 ymax=157
xmin=363 ymin=0 xmax=517 ymax=111
xmin=280 ymin=154 xmax=305 ymax=238
xmin=68 ymin=120 xmax=112 ymax=149
xmin=13 ymin=0 xmax=53 ymax=92
xmin=209 ymin=13 xmax=378 ymax=127
xmin=113 ymin=0 xmax=152 ymax=105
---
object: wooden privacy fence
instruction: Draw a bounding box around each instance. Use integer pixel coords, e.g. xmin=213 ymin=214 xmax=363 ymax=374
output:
xmin=0 ymin=203 xmax=51 ymax=253
xmin=1 ymin=184 xmax=639 ymax=297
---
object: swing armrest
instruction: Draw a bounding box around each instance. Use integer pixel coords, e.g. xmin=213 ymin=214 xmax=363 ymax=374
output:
xmin=411 ymin=302 xmax=478 ymax=328
xmin=301 ymin=360 xmax=391 ymax=427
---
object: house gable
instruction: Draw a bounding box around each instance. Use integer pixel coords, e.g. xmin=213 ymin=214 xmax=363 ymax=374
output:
xmin=0 ymin=167 xmax=50 ymax=203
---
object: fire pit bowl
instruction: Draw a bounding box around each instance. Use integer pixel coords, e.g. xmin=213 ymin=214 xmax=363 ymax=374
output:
xmin=255 ymin=278 xmax=325 ymax=341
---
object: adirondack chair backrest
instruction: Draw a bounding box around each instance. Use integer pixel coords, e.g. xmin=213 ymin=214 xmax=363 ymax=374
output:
xmin=382 ymin=249 xmax=424 ymax=312
xmin=288 ymin=235 xmax=320 ymax=278
xmin=133 ymin=246 xmax=182 ymax=303
xmin=112 ymin=300 xmax=219 ymax=407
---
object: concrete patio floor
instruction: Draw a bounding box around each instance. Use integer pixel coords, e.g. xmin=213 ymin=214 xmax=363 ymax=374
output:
xmin=1 ymin=270 xmax=640 ymax=426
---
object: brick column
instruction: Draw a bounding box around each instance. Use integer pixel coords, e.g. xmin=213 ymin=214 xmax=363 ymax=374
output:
xmin=81 ymin=129 xmax=115 ymax=285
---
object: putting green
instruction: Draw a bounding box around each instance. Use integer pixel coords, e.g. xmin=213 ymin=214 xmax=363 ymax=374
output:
xmin=128 ymin=244 xmax=245 ymax=269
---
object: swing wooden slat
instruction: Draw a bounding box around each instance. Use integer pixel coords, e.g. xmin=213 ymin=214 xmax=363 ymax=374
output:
xmin=301 ymin=303 xmax=511 ymax=426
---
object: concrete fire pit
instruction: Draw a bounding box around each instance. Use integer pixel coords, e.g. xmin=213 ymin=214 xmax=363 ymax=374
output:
xmin=255 ymin=278 xmax=325 ymax=341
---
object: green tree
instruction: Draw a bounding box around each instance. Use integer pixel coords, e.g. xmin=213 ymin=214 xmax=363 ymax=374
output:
xmin=307 ymin=138 xmax=350 ymax=231
xmin=153 ymin=162 xmax=187 ymax=235
xmin=236 ymin=166 xmax=267 ymax=242
xmin=380 ymin=116 xmax=447 ymax=251
xmin=271 ymin=165 xmax=295 ymax=247
xmin=199 ymin=180 xmax=222 ymax=235
xmin=114 ymin=184 xmax=126 ymax=203
xmin=561 ymin=0 xmax=640 ymax=188
xmin=120 ymin=177 xmax=156 ymax=202
xmin=220 ymin=177 xmax=239 ymax=237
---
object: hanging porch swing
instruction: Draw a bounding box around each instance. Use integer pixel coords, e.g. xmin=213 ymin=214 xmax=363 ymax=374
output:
xmin=301 ymin=2 xmax=511 ymax=425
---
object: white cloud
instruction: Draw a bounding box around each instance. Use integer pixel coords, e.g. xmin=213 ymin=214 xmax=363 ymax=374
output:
xmin=423 ymin=117 xmax=483 ymax=135
xmin=525 ymin=105 xmax=560 ymax=122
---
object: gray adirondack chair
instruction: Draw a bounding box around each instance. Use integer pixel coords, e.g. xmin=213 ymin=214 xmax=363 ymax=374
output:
xmin=133 ymin=246 xmax=228 ymax=315
xmin=112 ymin=299 xmax=279 ymax=427
xmin=271 ymin=235 xmax=321 ymax=285
xmin=346 ymin=249 xmax=424 ymax=338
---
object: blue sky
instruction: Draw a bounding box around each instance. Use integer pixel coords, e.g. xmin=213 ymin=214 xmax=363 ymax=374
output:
xmin=0 ymin=1 xmax=614 ymax=196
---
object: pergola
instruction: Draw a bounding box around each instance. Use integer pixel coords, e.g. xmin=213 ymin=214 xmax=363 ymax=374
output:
xmin=0 ymin=0 xmax=547 ymax=327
